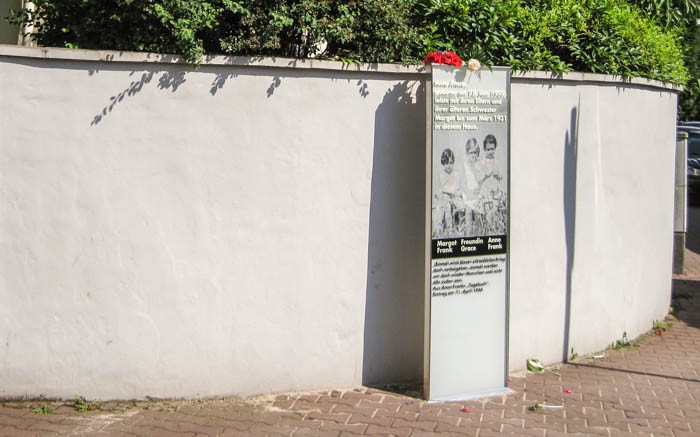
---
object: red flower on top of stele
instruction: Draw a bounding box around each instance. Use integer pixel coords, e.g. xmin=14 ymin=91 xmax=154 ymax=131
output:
xmin=424 ymin=50 xmax=463 ymax=67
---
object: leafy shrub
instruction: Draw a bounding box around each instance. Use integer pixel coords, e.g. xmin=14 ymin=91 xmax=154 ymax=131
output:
xmin=4 ymin=0 xmax=692 ymax=85
xmin=322 ymin=0 xmax=419 ymax=63
xmin=679 ymin=21 xmax=700 ymax=119
xmin=6 ymin=0 xmax=219 ymax=62
xmin=565 ymin=0 xmax=687 ymax=83
xmin=630 ymin=0 xmax=700 ymax=27
xmin=413 ymin=0 xmax=531 ymax=66
xmin=412 ymin=0 xmax=688 ymax=84
xmin=8 ymin=0 xmax=417 ymax=64
xmin=205 ymin=0 xmax=419 ymax=62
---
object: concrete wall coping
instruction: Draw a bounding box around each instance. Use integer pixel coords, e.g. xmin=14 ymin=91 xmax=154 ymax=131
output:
xmin=0 ymin=44 xmax=679 ymax=91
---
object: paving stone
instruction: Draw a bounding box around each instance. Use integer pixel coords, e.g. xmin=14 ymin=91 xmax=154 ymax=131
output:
xmin=318 ymin=421 xmax=367 ymax=434
xmin=356 ymin=398 xmax=401 ymax=412
xmin=219 ymin=430 xmax=267 ymax=437
xmin=272 ymin=399 xmax=295 ymax=409
xmin=294 ymin=429 xmax=339 ymax=437
xmin=425 ymin=413 xmax=460 ymax=426
xmin=500 ymin=423 xmax=538 ymax=434
xmin=346 ymin=413 xmax=392 ymax=427
xmin=291 ymin=400 xmax=334 ymax=413
xmin=433 ymin=421 xmax=470 ymax=433
xmin=391 ymin=417 xmax=437 ymax=432
xmin=365 ymin=424 xmax=411 ymax=436
xmin=203 ymin=417 xmax=253 ymax=431
xmin=305 ymin=411 xmax=350 ymax=424
xmin=0 ymin=427 xmax=38 ymax=437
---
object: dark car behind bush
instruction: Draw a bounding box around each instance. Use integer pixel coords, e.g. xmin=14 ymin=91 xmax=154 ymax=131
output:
xmin=680 ymin=125 xmax=700 ymax=203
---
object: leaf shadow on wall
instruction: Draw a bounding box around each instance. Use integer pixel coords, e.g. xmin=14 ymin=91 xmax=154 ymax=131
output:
xmin=363 ymin=80 xmax=426 ymax=390
xmin=209 ymin=56 xmax=372 ymax=98
xmin=90 ymin=65 xmax=188 ymax=126
xmin=208 ymin=55 xmax=268 ymax=95
xmin=86 ymin=55 xmax=374 ymax=124
xmin=209 ymin=56 xmax=303 ymax=97
xmin=0 ymin=56 xmax=188 ymax=127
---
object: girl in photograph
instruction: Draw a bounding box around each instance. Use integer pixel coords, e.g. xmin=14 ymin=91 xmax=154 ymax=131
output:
xmin=462 ymin=138 xmax=484 ymax=205
xmin=462 ymin=138 xmax=484 ymax=235
xmin=479 ymin=134 xmax=506 ymax=235
xmin=433 ymin=148 xmax=464 ymax=237
xmin=481 ymin=134 xmax=504 ymax=196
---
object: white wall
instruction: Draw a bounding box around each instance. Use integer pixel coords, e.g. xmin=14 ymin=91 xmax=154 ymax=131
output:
xmin=0 ymin=47 xmax=677 ymax=399
xmin=509 ymin=74 xmax=676 ymax=369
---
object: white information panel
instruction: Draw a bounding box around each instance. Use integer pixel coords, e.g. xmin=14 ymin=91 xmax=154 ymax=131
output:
xmin=425 ymin=65 xmax=510 ymax=401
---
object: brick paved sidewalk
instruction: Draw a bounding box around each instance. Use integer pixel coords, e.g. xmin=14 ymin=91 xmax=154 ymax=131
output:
xmin=3 ymin=259 xmax=700 ymax=436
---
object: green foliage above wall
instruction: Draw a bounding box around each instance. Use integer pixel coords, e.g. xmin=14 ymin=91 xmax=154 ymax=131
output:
xmin=5 ymin=0 xmax=698 ymax=90
xmin=629 ymin=0 xmax=700 ymax=27
xmin=413 ymin=0 xmax=689 ymax=84
xmin=7 ymin=0 xmax=419 ymax=63
xmin=679 ymin=21 xmax=700 ymax=119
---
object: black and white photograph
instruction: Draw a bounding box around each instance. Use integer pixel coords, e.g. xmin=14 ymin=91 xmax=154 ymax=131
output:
xmin=431 ymin=133 xmax=507 ymax=239
xmin=430 ymin=67 xmax=509 ymax=241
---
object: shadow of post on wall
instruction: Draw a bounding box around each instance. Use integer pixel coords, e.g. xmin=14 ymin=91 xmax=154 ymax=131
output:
xmin=562 ymin=103 xmax=579 ymax=362
xmin=363 ymin=81 xmax=426 ymax=389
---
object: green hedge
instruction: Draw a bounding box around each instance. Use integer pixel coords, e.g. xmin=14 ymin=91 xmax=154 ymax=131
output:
xmin=5 ymin=0 xmax=693 ymax=87
xmin=7 ymin=0 xmax=419 ymax=63
xmin=413 ymin=0 xmax=688 ymax=84
xmin=679 ymin=21 xmax=700 ymax=119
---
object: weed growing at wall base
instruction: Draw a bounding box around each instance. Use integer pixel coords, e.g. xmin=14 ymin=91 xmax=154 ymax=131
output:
xmin=32 ymin=404 xmax=53 ymax=415
xmin=73 ymin=395 xmax=103 ymax=412
xmin=611 ymin=331 xmax=636 ymax=350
